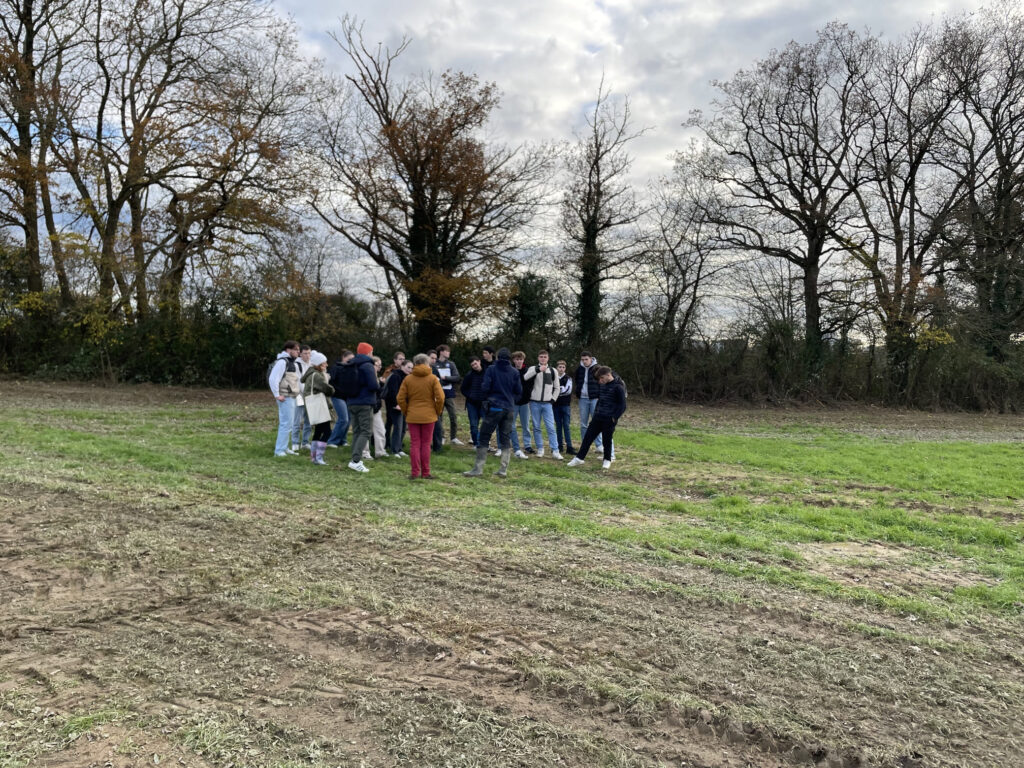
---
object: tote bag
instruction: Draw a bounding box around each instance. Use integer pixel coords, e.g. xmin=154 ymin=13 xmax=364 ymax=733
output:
xmin=305 ymin=392 xmax=331 ymax=425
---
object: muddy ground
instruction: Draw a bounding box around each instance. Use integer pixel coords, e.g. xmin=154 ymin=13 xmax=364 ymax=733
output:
xmin=1 ymin=383 xmax=1022 ymax=767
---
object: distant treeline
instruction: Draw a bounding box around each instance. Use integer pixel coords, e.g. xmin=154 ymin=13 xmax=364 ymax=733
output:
xmin=1 ymin=2 xmax=1023 ymax=409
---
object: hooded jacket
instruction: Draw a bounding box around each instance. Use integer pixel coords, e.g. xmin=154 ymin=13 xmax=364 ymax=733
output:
xmin=574 ymin=358 xmax=600 ymax=400
xmin=481 ymin=358 xmax=522 ymax=410
xmin=345 ymin=353 xmax=380 ymax=406
xmin=397 ymin=364 xmax=446 ymax=424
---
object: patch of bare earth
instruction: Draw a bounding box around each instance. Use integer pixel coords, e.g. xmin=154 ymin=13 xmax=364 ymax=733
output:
xmin=3 ymin=480 xmax=1024 ymax=768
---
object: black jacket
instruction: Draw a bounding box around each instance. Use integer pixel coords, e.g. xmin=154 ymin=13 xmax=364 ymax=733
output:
xmin=574 ymin=361 xmax=601 ymax=400
xmin=515 ymin=365 xmax=531 ymax=406
xmin=383 ymin=370 xmax=407 ymax=410
xmin=460 ymin=367 xmax=487 ymax=404
xmin=593 ymin=376 xmax=627 ymax=421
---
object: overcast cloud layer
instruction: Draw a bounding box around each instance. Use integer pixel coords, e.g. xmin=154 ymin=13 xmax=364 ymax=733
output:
xmin=274 ymin=0 xmax=988 ymax=184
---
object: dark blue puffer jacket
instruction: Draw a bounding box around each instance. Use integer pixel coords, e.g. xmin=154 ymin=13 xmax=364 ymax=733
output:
xmin=593 ymin=376 xmax=627 ymax=421
xmin=460 ymin=367 xmax=487 ymax=404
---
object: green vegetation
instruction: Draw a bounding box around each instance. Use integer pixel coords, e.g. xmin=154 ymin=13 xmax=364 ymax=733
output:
xmin=1 ymin=384 xmax=1023 ymax=768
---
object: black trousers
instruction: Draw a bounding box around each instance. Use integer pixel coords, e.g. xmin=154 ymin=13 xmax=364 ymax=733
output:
xmin=478 ymin=406 xmax=514 ymax=449
xmin=576 ymin=416 xmax=616 ymax=461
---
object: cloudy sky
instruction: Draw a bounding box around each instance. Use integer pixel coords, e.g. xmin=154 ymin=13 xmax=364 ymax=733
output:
xmin=273 ymin=0 xmax=989 ymax=184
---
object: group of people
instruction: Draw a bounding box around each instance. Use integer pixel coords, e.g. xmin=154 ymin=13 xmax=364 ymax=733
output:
xmin=268 ymin=341 xmax=627 ymax=479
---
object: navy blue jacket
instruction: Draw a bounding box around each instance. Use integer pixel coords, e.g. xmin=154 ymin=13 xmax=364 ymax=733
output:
xmin=460 ymin=367 xmax=487 ymax=404
xmin=383 ymin=370 xmax=406 ymax=410
xmin=481 ymin=359 xmax=522 ymax=410
xmin=346 ymin=353 xmax=380 ymax=406
xmin=593 ymin=376 xmax=627 ymax=421
xmin=574 ymin=361 xmax=601 ymax=400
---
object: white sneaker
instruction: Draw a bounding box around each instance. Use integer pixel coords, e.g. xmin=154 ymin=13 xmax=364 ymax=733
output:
xmin=300 ymin=443 xmax=311 ymax=450
xmin=363 ymin=453 xmax=374 ymax=460
xmin=451 ymin=437 xmax=465 ymax=446
xmin=567 ymin=457 xmax=584 ymax=467
xmin=284 ymin=448 xmax=298 ymax=455
xmin=326 ymin=444 xmax=338 ymax=449
xmin=611 ymin=454 xmax=616 ymax=462
xmin=494 ymin=449 xmax=502 ymax=459
xmin=274 ymin=452 xmax=288 ymax=458
xmin=602 ymin=460 xmax=611 ymax=469
xmin=536 ymin=448 xmax=544 ymax=458
xmin=552 ymin=451 xmax=563 ymax=460
xmin=291 ymin=444 xmax=300 ymax=452
xmin=348 ymin=461 xmax=369 ymax=473
xmin=515 ymin=450 xmax=528 ymax=459
xmin=398 ymin=451 xmax=407 ymax=458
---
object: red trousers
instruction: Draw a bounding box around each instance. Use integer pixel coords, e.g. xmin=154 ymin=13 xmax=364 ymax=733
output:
xmin=408 ymin=422 xmax=433 ymax=477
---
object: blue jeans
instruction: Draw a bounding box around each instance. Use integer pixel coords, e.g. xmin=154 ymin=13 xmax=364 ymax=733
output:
xmin=275 ymin=397 xmax=296 ymax=454
xmin=529 ymin=401 xmax=557 ymax=452
xmin=515 ymin=403 xmax=532 ymax=450
xmin=466 ymin=400 xmax=482 ymax=446
xmin=327 ymin=397 xmax=350 ymax=446
xmin=554 ymin=403 xmax=574 ymax=451
xmin=578 ymin=397 xmax=600 ymax=448
xmin=291 ymin=401 xmax=312 ymax=446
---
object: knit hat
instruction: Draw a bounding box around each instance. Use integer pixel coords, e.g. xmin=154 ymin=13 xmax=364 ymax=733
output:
xmin=497 ymin=347 xmax=511 ymax=360
xmin=356 ymin=342 xmax=373 ymax=356
xmin=309 ymin=351 xmax=327 ymax=367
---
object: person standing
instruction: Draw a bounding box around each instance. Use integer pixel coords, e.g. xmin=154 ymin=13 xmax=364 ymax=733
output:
xmin=460 ymin=356 xmax=486 ymax=447
xmin=567 ymin=366 xmax=626 ymax=470
xmin=433 ymin=344 xmax=463 ymax=446
xmin=345 ymin=342 xmax=380 ymax=473
xmin=398 ymin=353 xmax=445 ymax=479
xmin=325 ymin=349 xmax=353 ymax=449
xmin=291 ymin=345 xmax=312 ymax=452
xmin=300 ymin=351 xmax=335 ymax=465
xmin=511 ymin=351 xmax=532 ymax=458
xmin=554 ymin=359 xmax=575 ymax=455
xmin=480 ymin=345 xmax=495 ymax=371
xmin=268 ymin=340 xmax=301 ymax=457
xmin=523 ymin=350 xmax=562 ymax=459
xmin=363 ymin=356 xmax=388 ymax=459
xmin=575 ymin=351 xmax=602 ymax=452
xmin=463 ymin=347 xmax=521 ymax=478
xmin=384 ymin=359 xmax=413 ymax=456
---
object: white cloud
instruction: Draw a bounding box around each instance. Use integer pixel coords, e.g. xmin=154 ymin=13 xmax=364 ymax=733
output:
xmin=275 ymin=0 xmax=989 ymax=183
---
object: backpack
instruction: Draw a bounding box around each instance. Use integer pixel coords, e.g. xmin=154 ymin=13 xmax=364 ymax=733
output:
xmin=267 ymin=356 xmax=296 ymax=381
xmin=335 ymin=360 xmax=363 ymax=399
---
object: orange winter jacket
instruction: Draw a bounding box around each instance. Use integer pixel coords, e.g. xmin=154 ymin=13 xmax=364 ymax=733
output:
xmin=397 ymin=364 xmax=445 ymax=424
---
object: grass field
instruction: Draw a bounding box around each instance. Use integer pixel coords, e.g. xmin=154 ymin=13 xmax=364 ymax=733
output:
xmin=1 ymin=382 xmax=1023 ymax=768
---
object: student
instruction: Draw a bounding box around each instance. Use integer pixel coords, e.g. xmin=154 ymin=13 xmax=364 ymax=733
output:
xmin=384 ymin=359 xmax=413 ymax=456
xmin=363 ymin=356 xmax=388 ymax=459
xmin=463 ymin=347 xmax=522 ymax=478
xmin=575 ymin=351 xmax=601 ymax=449
xmin=344 ymin=342 xmax=380 ymax=473
xmin=434 ymin=344 xmax=463 ymax=445
xmin=480 ymin=345 xmax=495 ymax=371
xmin=511 ymin=351 xmax=532 ymax=458
xmin=397 ymin=353 xmax=445 ymax=480
xmin=460 ymin=355 xmax=486 ymax=447
xmin=523 ymin=350 xmax=562 ymax=459
xmin=268 ymin=340 xmax=301 ymax=457
xmin=291 ymin=344 xmax=313 ymax=451
xmin=300 ymin=351 xmax=334 ymax=465
xmin=325 ymin=349 xmax=353 ymax=449
xmin=554 ymin=359 xmax=575 ymax=455
xmin=567 ymin=366 xmax=626 ymax=470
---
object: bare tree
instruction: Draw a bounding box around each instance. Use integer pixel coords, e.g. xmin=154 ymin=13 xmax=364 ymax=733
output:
xmin=560 ymin=80 xmax=646 ymax=347
xmin=836 ymin=25 xmax=968 ymax=400
xmin=0 ymin=0 xmax=86 ymax=295
xmin=633 ymin=152 xmax=731 ymax=396
xmin=312 ymin=19 xmax=550 ymax=350
xmin=691 ymin=24 xmax=876 ymax=373
xmin=935 ymin=5 xmax=1024 ymax=363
